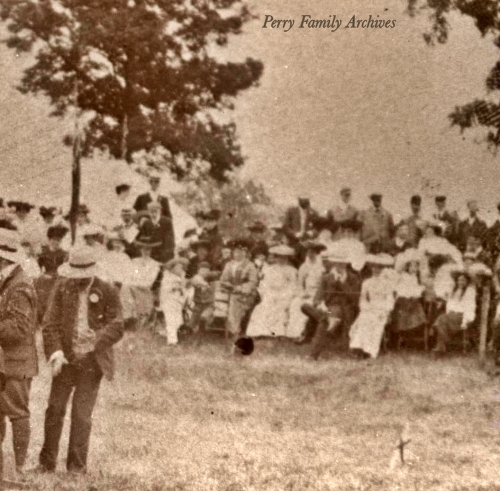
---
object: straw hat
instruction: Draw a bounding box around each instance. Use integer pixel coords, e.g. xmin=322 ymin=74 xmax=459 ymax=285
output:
xmin=269 ymin=245 xmax=295 ymax=257
xmin=58 ymin=246 xmax=99 ymax=279
xmin=320 ymin=247 xmax=351 ymax=264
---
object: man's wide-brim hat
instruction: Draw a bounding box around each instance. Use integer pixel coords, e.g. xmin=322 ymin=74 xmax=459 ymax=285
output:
xmin=320 ymin=247 xmax=351 ymax=264
xmin=58 ymin=246 xmax=99 ymax=279
xmin=39 ymin=206 xmax=57 ymax=218
xmin=165 ymin=257 xmax=189 ymax=271
xmin=369 ymin=193 xmax=382 ymax=201
xmin=0 ymin=228 xmax=24 ymax=263
xmin=190 ymin=239 xmax=211 ymax=250
xmin=7 ymin=201 xmax=34 ymax=213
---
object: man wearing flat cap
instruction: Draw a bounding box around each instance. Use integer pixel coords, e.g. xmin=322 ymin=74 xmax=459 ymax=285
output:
xmin=432 ymin=195 xmax=458 ymax=245
xmin=359 ymin=193 xmax=395 ymax=253
xmin=282 ymin=198 xmax=318 ymax=245
xmin=0 ymin=229 xmax=38 ymax=479
xmin=133 ymin=171 xmax=172 ymax=220
xmin=37 ymin=246 xmax=124 ymax=474
xmin=457 ymin=200 xmax=487 ymax=253
xmin=327 ymin=187 xmax=359 ymax=240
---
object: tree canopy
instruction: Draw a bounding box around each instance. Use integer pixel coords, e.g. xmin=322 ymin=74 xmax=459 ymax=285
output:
xmin=0 ymin=0 xmax=263 ymax=181
xmin=408 ymin=0 xmax=500 ymax=150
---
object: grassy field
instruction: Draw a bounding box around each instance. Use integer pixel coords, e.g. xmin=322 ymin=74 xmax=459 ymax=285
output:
xmin=9 ymin=331 xmax=500 ymax=490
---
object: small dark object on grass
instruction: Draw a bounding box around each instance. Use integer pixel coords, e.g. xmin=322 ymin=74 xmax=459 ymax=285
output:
xmin=234 ymin=337 xmax=254 ymax=356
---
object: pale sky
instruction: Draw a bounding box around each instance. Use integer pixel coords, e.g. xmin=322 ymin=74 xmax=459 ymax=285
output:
xmin=0 ymin=0 xmax=499 ymax=223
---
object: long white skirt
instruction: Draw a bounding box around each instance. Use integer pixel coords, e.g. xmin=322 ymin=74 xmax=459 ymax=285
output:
xmin=349 ymin=308 xmax=390 ymax=359
xmin=160 ymin=293 xmax=185 ymax=345
xmin=246 ymin=293 xmax=291 ymax=338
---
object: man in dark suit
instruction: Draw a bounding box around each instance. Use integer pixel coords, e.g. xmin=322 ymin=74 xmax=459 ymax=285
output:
xmin=457 ymin=199 xmax=488 ymax=253
xmin=37 ymin=246 xmax=124 ymax=474
xmin=432 ymin=195 xmax=459 ymax=245
xmin=0 ymin=229 xmax=38 ymax=479
xmin=139 ymin=202 xmax=175 ymax=263
xmin=282 ymin=198 xmax=318 ymax=244
xmin=400 ymin=195 xmax=427 ymax=248
xmin=302 ymin=251 xmax=361 ymax=360
xmin=486 ymin=202 xmax=500 ymax=263
xmin=133 ymin=171 xmax=172 ymax=220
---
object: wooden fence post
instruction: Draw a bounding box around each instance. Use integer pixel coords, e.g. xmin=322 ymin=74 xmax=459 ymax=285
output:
xmin=479 ymin=278 xmax=491 ymax=366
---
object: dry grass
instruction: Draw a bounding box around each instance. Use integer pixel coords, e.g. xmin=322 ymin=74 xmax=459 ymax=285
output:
xmin=8 ymin=331 xmax=500 ymax=490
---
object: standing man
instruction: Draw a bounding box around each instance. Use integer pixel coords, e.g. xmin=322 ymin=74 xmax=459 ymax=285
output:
xmin=0 ymin=229 xmax=38 ymax=478
xmin=282 ymin=197 xmax=318 ymax=244
xmin=327 ymin=187 xmax=359 ymax=239
xmin=133 ymin=171 xmax=172 ymax=220
xmin=139 ymin=202 xmax=175 ymax=263
xmin=400 ymin=195 xmax=427 ymax=248
xmin=360 ymin=193 xmax=395 ymax=253
xmin=432 ymin=195 xmax=458 ymax=245
xmin=457 ymin=199 xmax=488 ymax=253
xmin=37 ymin=246 xmax=124 ymax=474
xmin=199 ymin=209 xmax=224 ymax=271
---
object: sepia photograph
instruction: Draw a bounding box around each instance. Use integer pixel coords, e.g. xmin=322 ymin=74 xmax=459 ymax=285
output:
xmin=1 ymin=0 xmax=500 ymax=489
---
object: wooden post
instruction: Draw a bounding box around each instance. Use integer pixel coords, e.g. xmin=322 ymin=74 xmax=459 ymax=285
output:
xmin=69 ymin=80 xmax=81 ymax=245
xmin=479 ymin=277 xmax=491 ymax=365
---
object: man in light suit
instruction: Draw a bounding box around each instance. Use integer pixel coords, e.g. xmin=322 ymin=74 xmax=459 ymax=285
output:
xmin=37 ymin=246 xmax=124 ymax=474
xmin=327 ymin=187 xmax=359 ymax=239
xmin=360 ymin=193 xmax=395 ymax=253
xmin=133 ymin=171 xmax=172 ymax=220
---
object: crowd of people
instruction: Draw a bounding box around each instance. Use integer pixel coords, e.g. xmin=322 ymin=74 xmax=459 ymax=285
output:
xmin=0 ymin=175 xmax=500 ymax=480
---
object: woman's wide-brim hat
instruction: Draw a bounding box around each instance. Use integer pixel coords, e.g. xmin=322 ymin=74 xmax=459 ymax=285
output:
xmin=58 ymin=246 xmax=99 ymax=279
xmin=0 ymin=228 xmax=24 ymax=263
xmin=269 ymin=244 xmax=295 ymax=257
xmin=365 ymin=253 xmax=395 ymax=267
xmin=320 ymin=247 xmax=351 ymax=264
xmin=165 ymin=257 xmax=189 ymax=271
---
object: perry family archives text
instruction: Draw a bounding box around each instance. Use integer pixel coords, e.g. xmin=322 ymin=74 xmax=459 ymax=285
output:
xmin=262 ymin=14 xmax=397 ymax=33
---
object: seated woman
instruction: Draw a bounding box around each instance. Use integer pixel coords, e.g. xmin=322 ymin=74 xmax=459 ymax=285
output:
xmin=246 ymin=245 xmax=297 ymax=338
xmin=392 ymin=248 xmax=427 ymax=336
xmin=433 ymin=270 xmax=476 ymax=354
xmin=349 ymin=253 xmax=396 ymax=359
xmin=287 ymin=241 xmax=325 ymax=340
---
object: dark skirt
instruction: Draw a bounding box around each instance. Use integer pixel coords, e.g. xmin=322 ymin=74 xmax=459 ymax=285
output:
xmin=393 ymin=297 xmax=427 ymax=332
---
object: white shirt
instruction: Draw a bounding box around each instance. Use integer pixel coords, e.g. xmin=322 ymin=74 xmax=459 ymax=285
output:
xmin=73 ymin=278 xmax=97 ymax=358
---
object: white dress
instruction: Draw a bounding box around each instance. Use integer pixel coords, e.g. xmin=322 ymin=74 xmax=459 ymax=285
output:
xmin=349 ymin=274 xmax=396 ymax=358
xmin=246 ymin=263 xmax=297 ymax=338
xmin=287 ymin=259 xmax=324 ymax=338
xmin=159 ymin=271 xmax=186 ymax=345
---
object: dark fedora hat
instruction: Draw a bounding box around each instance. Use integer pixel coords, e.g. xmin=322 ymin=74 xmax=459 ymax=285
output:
xmin=39 ymin=206 xmax=57 ymax=218
xmin=204 ymin=209 xmax=221 ymax=221
xmin=227 ymin=237 xmax=252 ymax=251
xmin=134 ymin=235 xmax=161 ymax=248
xmin=247 ymin=220 xmax=266 ymax=232
xmin=47 ymin=225 xmax=69 ymax=240
xmin=303 ymin=240 xmax=327 ymax=253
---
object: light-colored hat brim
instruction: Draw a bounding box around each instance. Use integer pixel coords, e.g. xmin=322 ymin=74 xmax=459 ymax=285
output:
xmin=58 ymin=262 xmax=99 ymax=279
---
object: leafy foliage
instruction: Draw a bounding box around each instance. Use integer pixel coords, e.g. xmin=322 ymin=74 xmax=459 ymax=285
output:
xmin=0 ymin=0 xmax=263 ymax=181
xmin=408 ymin=0 xmax=500 ymax=150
